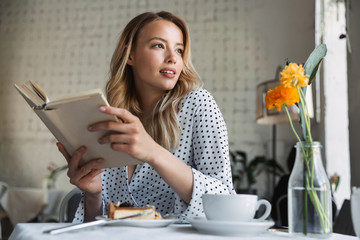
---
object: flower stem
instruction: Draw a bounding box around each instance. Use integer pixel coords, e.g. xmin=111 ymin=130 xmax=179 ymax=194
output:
xmin=298 ymin=87 xmax=312 ymax=142
xmin=284 ymin=106 xmax=300 ymax=141
xmin=285 ymin=105 xmax=332 ymax=234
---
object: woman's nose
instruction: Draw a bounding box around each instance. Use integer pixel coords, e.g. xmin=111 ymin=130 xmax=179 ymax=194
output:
xmin=166 ymin=51 xmax=177 ymax=64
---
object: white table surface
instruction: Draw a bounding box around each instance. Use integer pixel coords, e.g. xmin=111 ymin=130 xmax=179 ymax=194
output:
xmin=9 ymin=223 xmax=359 ymax=240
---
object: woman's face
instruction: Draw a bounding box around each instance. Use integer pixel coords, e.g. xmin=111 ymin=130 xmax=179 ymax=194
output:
xmin=127 ymin=20 xmax=184 ymax=98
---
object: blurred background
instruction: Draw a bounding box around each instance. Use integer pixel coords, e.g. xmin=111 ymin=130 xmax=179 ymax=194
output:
xmin=0 ymin=0 xmax=359 ymax=209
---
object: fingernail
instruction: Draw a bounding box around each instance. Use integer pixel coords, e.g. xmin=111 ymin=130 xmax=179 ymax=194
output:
xmin=99 ymin=106 xmax=106 ymax=112
xmin=97 ymin=158 xmax=104 ymax=163
xmin=88 ymin=126 xmax=93 ymax=131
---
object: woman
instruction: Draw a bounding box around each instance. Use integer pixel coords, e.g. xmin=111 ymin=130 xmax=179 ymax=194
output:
xmin=58 ymin=11 xmax=234 ymax=223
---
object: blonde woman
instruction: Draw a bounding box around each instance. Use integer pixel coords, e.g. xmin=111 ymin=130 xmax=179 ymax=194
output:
xmin=58 ymin=11 xmax=234 ymax=223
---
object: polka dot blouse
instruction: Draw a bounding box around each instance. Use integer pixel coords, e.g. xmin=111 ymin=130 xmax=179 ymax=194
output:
xmin=73 ymin=89 xmax=235 ymax=223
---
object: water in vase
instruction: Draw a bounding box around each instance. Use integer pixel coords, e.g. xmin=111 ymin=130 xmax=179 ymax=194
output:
xmin=288 ymin=186 xmax=332 ymax=238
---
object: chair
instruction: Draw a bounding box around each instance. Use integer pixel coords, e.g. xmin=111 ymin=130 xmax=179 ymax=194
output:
xmin=333 ymin=199 xmax=356 ymax=236
xmin=58 ymin=188 xmax=82 ymax=222
xmin=0 ymin=181 xmax=8 ymax=200
xmin=0 ymin=182 xmax=11 ymax=239
xmin=276 ymin=194 xmax=288 ymax=227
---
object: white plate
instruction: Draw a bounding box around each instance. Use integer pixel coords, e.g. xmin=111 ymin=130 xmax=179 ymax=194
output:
xmin=95 ymin=216 xmax=176 ymax=228
xmin=186 ymin=217 xmax=274 ymax=236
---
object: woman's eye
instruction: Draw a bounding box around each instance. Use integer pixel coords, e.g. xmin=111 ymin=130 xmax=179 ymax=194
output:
xmin=176 ymin=49 xmax=184 ymax=55
xmin=153 ymin=44 xmax=164 ymax=49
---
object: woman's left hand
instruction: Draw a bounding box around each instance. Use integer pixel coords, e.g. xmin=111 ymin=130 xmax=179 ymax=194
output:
xmin=88 ymin=106 xmax=160 ymax=163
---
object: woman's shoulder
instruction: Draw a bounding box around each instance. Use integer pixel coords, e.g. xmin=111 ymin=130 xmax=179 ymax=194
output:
xmin=182 ymin=88 xmax=215 ymax=104
xmin=180 ymin=88 xmax=220 ymax=115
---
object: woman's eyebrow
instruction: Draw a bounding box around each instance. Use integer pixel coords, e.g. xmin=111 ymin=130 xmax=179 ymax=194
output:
xmin=148 ymin=37 xmax=184 ymax=47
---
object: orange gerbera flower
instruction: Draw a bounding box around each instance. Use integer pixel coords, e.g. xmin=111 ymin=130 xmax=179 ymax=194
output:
xmin=265 ymin=85 xmax=299 ymax=111
xmin=280 ymin=63 xmax=309 ymax=88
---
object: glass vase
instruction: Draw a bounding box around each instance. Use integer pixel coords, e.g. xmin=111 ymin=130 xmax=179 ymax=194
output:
xmin=288 ymin=141 xmax=332 ymax=238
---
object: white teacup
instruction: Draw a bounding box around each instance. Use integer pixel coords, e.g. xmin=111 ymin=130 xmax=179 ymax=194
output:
xmin=351 ymin=187 xmax=360 ymax=237
xmin=202 ymin=194 xmax=271 ymax=222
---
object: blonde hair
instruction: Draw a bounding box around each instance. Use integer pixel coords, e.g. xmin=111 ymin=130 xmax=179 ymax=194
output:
xmin=106 ymin=11 xmax=203 ymax=150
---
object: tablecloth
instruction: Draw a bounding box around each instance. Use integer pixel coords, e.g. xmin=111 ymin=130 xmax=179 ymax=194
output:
xmin=0 ymin=187 xmax=65 ymax=225
xmin=9 ymin=223 xmax=360 ymax=240
xmin=0 ymin=187 xmax=46 ymax=225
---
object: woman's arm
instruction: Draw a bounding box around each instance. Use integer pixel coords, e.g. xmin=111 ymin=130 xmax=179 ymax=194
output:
xmin=145 ymin=146 xmax=194 ymax=203
xmin=57 ymin=143 xmax=105 ymax=222
xmin=171 ymin=89 xmax=235 ymax=219
xmin=89 ymin=106 xmax=194 ymax=203
xmin=84 ymin=191 xmax=103 ymax=222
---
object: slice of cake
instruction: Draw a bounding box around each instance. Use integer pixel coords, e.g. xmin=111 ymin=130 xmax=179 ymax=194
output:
xmin=107 ymin=202 xmax=163 ymax=220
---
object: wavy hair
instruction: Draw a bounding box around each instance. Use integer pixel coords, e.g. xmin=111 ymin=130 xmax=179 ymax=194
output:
xmin=106 ymin=11 xmax=203 ymax=150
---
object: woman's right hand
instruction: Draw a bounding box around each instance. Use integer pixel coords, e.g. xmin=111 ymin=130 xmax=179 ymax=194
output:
xmin=56 ymin=142 xmax=104 ymax=196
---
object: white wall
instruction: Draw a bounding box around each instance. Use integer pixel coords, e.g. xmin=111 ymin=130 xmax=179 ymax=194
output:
xmin=0 ymin=0 xmax=315 ymax=197
xmin=320 ymin=0 xmax=350 ymax=207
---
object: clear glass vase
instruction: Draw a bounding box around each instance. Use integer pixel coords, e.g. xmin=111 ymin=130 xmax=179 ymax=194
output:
xmin=288 ymin=142 xmax=332 ymax=238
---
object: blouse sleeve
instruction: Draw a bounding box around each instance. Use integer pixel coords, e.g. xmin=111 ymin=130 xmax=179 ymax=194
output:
xmin=174 ymin=89 xmax=235 ymax=221
xmin=72 ymin=192 xmax=85 ymax=223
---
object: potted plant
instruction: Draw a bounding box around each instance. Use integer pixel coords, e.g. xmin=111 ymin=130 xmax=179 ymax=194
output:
xmin=230 ymin=150 xmax=285 ymax=194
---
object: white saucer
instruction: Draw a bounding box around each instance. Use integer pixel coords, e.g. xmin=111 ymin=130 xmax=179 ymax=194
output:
xmin=186 ymin=217 xmax=274 ymax=236
xmin=95 ymin=215 xmax=176 ymax=228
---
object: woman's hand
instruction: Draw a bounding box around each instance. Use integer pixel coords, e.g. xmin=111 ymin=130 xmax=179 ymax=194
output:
xmin=56 ymin=142 xmax=104 ymax=196
xmin=88 ymin=106 xmax=161 ymax=163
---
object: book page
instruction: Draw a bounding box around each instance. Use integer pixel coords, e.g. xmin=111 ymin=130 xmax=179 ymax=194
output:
xmin=14 ymin=83 xmax=45 ymax=108
xmin=29 ymin=81 xmax=48 ymax=103
xmin=47 ymin=89 xmax=104 ymax=107
xmin=41 ymin=93 xmax=140 ymax=168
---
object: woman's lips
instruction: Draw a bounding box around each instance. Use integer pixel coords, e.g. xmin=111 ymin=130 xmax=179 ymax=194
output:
xmin=160 ymin=68 xmax=176 ymax=78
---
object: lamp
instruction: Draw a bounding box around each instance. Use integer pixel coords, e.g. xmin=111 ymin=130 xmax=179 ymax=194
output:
xmin=256 ymin=66 xmax=314 ymax=186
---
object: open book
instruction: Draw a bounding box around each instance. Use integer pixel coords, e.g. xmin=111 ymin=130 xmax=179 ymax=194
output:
xmin=14 ymin=81 xmax=141 ymax=169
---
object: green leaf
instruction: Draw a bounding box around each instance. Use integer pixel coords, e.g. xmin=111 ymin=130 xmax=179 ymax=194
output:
xmin=299 ymin=103 xmax=307 ymax=140
xmin=229 ymin=150 xmax=285 ymax=189
xmin=303 ymin=44 xmax=327 ymax=85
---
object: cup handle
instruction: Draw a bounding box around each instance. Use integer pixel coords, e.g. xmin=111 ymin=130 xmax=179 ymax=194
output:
xmin=253 ymin=199 xmax=272 ymax=222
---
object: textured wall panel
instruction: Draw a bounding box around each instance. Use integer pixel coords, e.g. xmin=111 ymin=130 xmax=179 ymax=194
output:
xmin=0 ymin=0 xmax=314 ymax=196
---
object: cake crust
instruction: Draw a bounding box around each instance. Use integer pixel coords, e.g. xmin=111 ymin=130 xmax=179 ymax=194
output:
xmin=107 ymin=202 xmax=163 ymax=220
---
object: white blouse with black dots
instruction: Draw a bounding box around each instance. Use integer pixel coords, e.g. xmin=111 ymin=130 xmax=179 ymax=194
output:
xmin=73 ymin=88 xmax=235 ymax=223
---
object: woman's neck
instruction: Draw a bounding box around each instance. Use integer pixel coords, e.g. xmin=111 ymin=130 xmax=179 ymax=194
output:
xmin=137 ymin=90 xmax=164 ymax=120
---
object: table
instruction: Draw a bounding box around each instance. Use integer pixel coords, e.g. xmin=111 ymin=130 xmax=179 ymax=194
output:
xmin=0 ymin=187 xmax=65 ymax=225
xmin=8 ymin=223 xmax=359 ymax=240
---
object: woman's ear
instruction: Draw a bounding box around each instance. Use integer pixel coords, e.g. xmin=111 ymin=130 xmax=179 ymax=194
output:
xmin=127 ymin=53 xmax=134 ymax=66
